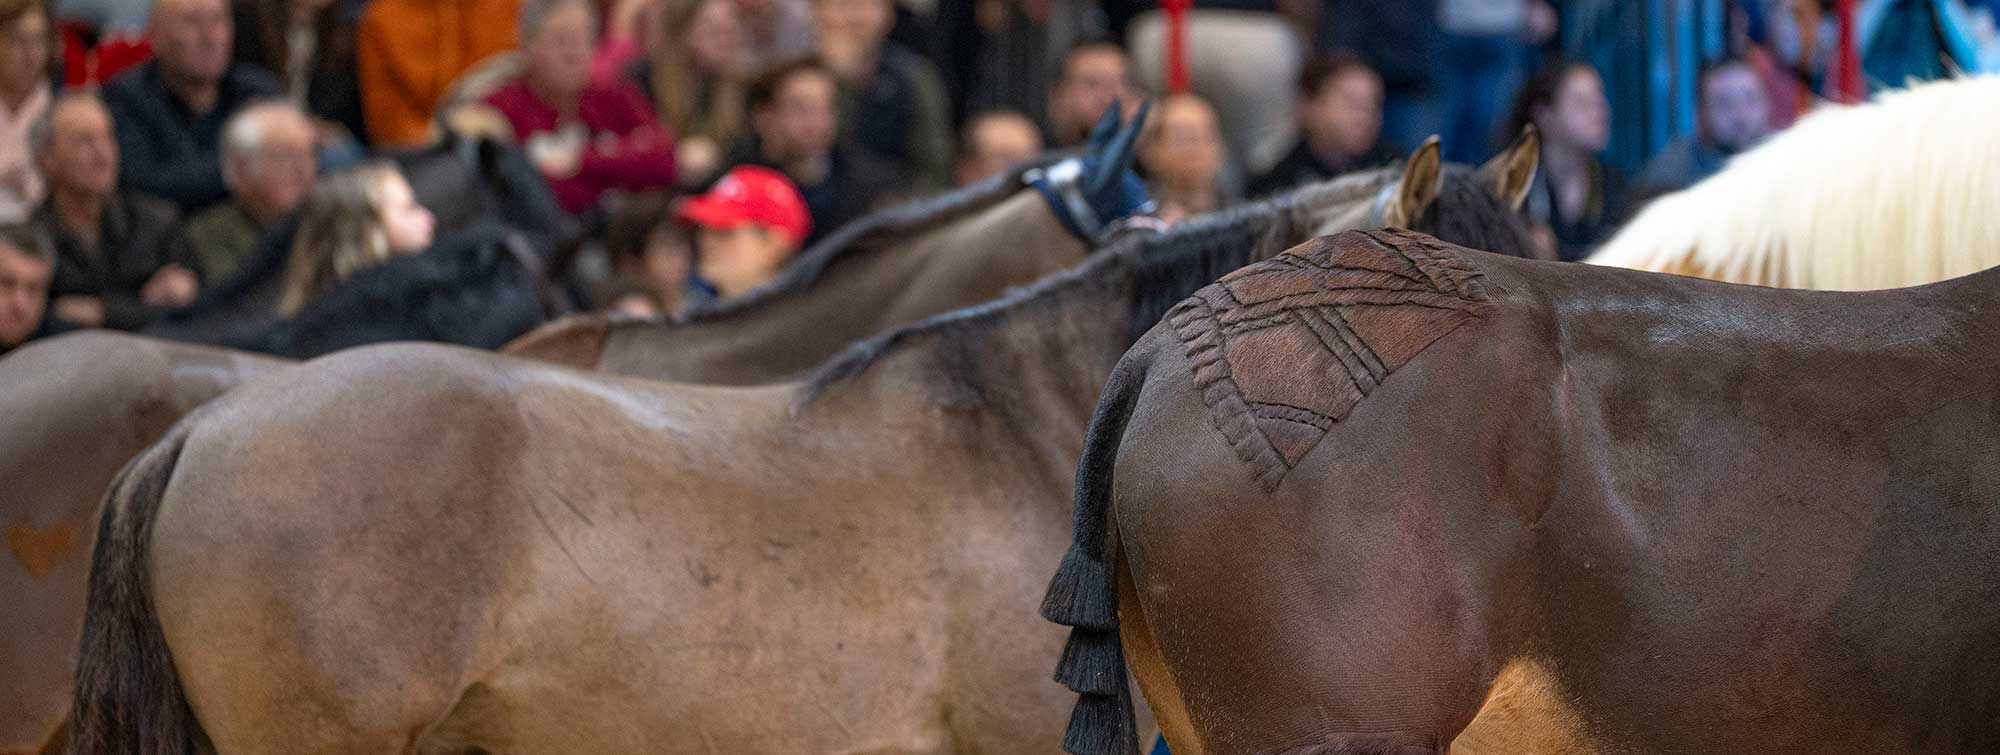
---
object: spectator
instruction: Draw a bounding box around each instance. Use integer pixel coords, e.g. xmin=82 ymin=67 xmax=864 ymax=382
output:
xmin=1318 ymin=0 xmax=1444 ymax=153
xmin=233 ymin=0 xmax=369 ymax=144
xmin=101 ymin=0 xmax=283 ymax=214
xmin=1633 ymin=57 xmax=1775 ymax=199
xmin=276 ymin=161 xmax=434 ymax=314
xmin=607 ymin=196 xmax=695 ymax=316
xmin=0 ymin=222 xmax=55 ymax=354
xmin=1249 ymin=53 xmax=1398 ymax=199
xmin=955 ymin=109 xmax=1041 ymax=186
xmin=1046 ymin=41 xmax=1137 ymax=148
xmin=485 ymin=0 xmax=677 ymax=215
xmin=1139 ymin=93 xmax=1229 ymax=225
xmin=180 ymin=101 xmax=318 ymax=283
xmin=0 ymin=0 xmax=52 ymax=223
xmin=357 ymin=0 xmax=521 ymax=147
xmin=736 ymin=0 xmax=813 ymax=71
xmin=736 ymin=57 xmax=902 ymax=246
xmin=810 ymin=0 xmax=952 ymax=189
xmin=633 ymin=0 xmax=747 ymax=185
xmin=676 ymin=163 xmax=808 ymax=299
xmin=1437 ymin=0 xmax=1556 ymax=164
xmin=32 ymin=93 xmax=199 ymax=330
xmin=1504 ymin=58 xmax=1624 ymax=262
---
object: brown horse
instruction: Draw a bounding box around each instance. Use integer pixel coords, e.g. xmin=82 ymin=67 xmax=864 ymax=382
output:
xmin=1045 ymin=228 xmax=2000 ymax=755
xmin=503 ymin=106 xmax=1158 ymax=381
xmin=0 ymin=120 xmax=1159 ymax=751
xmin=0 ymin=332 xmax=283 ymax=755
xmin=67 ymin=141 xmax=1542 ymax=754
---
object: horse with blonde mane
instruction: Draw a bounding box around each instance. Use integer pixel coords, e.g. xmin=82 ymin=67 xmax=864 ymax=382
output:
xmin=1587 ymin=75 xmax=2000 ymax=290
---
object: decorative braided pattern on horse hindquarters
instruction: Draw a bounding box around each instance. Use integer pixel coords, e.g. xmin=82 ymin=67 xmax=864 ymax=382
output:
xmin=1167 ymin=229 xmax=1491 ymax=492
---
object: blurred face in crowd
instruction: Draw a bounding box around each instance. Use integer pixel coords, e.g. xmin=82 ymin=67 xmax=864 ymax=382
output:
xmin=0 ymin=7 xmax=50 ymax=100
xmin=228 ymin=105 xmax=319 ymax=222
xmin=1701 ymin=63 xmax=1773 ymax=154
xmin=1140 ymin=94 xmax=1223 ymax=188
xmin=151 ymin=0 xmax=234 ymax=86
xmin=812 ymin=0 xmax=891 ymax=77
xmin=1051 ymin=45 xmax=1135 ymax=145
xmin=956 ymin=112 xmax=1042 ymax=186
xmin=1535 ymin=66 xmax=1610 ymax=153
xmin=753 ymin=68 xmax=837 ymax=165
xmin=0 ymin=240 xmax=49 ymax=346
xmin=695 ymin=222 xmax=792 ymax=296
xmin=376 ymin=172 xmax=435 ymax=254
xmin=1302 ymin=65 xmax=1384 ymax=162
xmin=628 ymin=222 xmax=692 ymax=298
xmin=525 ymin=0 xmax=598 ymax=104
xmin=38 ymin=96 xmax=119 ymax=199
xmin=688 ymin=0 xmax=745 ymax=74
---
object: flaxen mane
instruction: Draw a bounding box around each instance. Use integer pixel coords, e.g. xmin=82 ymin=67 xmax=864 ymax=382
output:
xmin=1587 ymin=75 xmax=2000 ymax=290
xmin=1044 ymin=230 xmax=1497 ymax=755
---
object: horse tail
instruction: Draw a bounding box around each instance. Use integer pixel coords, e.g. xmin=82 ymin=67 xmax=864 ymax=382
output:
xmin=1041 ymin=342 xmax=1155 ymax=755
xmin=69 ymin=428 xmax=202 ymax=755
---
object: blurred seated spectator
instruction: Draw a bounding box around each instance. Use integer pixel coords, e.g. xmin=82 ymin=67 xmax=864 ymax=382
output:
xmin=1436 ymin=0 xmax=1554 ymax=164
xmin=736 ymin=0 xmax=812 ymax=71
xmin=676 ymin=163 xmax=808 ymax=299
xmin=811 ymin=0 xmax=951 ymax=189
xmin=484 ymin=0 xmax=676 ymax=215
xmin=231 ymin=0 xmax=368 ymax=145
xmin=734 ymin=56 xmax=902 ymax=246
xmin=606 ymin=194 xmax=695 ymax=316
xmin=0 ymin=222 xmax=55 ymax=354
xmin=180 ymin=101 xmax=317 ymax=283
xmin=0 ymin=0 xmax=52 ymax=223
xmin=1139 ymin=93 xmax=1229 ymax=225
xmin=1632 ymin=56 xmax=1774 ymax=201
xmin=357 ymin=0 xmax=520 ymax=147
xmin=1046 ymin=40 xmax=1137 ymax=149
xmin=1505 ymin=58 xmax=1623 ymax=262
xmin=101 ymin=0 xmax=281 ymax=214
xmin=32 ymin=92 xmax=199 ymax=330
xmin=954 ymin=109 xmax=1041 ymax=186
xmin=276 ymin=160 xmax=434 ymax=314
xmin=1248 ymin=53 xmax=1397 ymax=199
xmin=1127 ymin=2 xmax=1301 ymax=171
xmin=1318 ymin=0 xmax=1444 ymax=155
xmin=630 ymin=0 xmax=745 ymax=185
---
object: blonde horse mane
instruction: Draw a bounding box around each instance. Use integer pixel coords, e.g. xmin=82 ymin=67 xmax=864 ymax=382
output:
xmin=1586 ymin=75 xmax=2000 ymax=290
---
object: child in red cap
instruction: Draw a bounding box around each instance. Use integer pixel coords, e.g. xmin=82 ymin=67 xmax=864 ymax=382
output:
xmin=675 ymin=165 xmax=813 ymax=299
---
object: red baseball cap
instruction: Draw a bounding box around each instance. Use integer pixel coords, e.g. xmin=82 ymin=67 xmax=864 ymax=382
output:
xmin=675 ymin=165 xmax=812 ymax=246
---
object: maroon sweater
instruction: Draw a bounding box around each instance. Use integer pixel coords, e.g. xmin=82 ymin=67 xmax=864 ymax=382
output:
xmin=484 ymin=79 xmax=677 ymax=213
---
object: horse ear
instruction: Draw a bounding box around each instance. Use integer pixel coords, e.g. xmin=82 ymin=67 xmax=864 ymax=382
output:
xmin=1388 ymin=136 xmax=1442 ymax=227
xmin=1479 ymin=124 xmax=1540 ymax=211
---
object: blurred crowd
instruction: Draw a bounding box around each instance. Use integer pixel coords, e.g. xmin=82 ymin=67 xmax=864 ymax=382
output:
xmin=1 ymin=0 xmax=1996 ymax=356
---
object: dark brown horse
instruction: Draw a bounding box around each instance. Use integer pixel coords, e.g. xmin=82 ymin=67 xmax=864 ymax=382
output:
xmin=0 ymin=332 xmax=283 ymax=755
xmin=67 ymin=144 xmax=1541 ymax=754
xmin=1045 ymin=228 xmax=2000 ymax=755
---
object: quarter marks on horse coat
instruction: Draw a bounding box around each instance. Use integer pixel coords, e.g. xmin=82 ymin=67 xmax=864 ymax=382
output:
xmin=1166 ymin=229 xmax=1490 ymax=491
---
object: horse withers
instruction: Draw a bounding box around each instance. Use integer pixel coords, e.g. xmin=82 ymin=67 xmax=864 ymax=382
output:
xmin=65 ymin=139 xmax=1543 ymax=754
xmin=1048 ymin=229 xmax=2000 ymax=755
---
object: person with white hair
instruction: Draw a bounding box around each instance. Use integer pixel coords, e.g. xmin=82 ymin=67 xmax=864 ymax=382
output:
xmin=179 ymin=101 xmax=318 ymax=282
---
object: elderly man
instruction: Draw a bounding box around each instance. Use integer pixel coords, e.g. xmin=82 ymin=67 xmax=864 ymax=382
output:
xmin=0 ymin=222 xmax=55 ymax=355
xmin=100 ymin=0 xmax=281 ymax=214
xmin=31 ymin=93 xmax=198 ymax=331
xmin=179 ymin=101 xmax=316 ymax=282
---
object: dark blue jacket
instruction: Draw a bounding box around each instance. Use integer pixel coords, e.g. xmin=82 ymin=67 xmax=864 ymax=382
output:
xmin=100 ymin=61 xmax=283 ymax=213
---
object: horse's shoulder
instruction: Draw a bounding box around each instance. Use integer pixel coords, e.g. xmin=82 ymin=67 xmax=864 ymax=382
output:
xmin=1156 ymin=229 xmax=1493 ymax=487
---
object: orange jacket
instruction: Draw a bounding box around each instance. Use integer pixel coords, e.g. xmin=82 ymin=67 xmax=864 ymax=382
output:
xmin=357 ymin=0 xmax=521 ymax=147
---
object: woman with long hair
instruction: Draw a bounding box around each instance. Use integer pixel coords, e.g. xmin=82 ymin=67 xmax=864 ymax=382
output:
xmin=277 ymin=161 xmax=435 ymax=315
xmin=635 ymin=0 xmax=746 ymax=183
xmin=1503 ymin=58 xmax=1624 ymax=262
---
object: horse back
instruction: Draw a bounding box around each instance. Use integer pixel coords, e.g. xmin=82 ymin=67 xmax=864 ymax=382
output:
xmin=1103 ymin=229 xmax=2000 ymax=754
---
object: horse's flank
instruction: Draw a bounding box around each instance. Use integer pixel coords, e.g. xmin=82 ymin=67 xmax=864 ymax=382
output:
xmin=1588 ymin=75 xmax=2000 ymax=290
